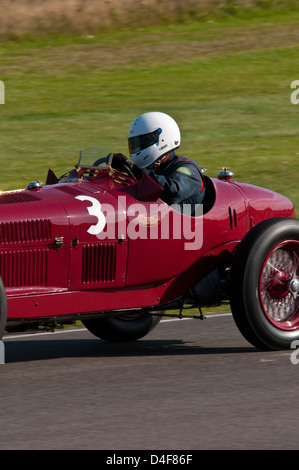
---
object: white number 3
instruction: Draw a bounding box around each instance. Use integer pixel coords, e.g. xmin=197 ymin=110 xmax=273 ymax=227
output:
xmin=75 ymin=195 xmax=106 ymax=235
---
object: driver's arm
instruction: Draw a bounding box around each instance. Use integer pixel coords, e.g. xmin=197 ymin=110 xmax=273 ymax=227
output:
xmin=147 ymin=163 xmax=204 ymax=206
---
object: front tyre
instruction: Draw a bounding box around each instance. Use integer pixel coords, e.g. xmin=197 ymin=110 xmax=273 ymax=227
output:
xmin=82 ymin=312 xmax=162 ymax=342
xmin=230 ymin=218 xmax=299 ymax=350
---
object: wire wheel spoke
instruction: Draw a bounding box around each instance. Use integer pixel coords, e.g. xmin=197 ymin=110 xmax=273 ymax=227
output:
xmin=260 ymin=243 xmax=299 ymax=326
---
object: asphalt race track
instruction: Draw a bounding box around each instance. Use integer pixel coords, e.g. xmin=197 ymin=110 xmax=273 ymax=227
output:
xmin=1 ymin=313 xmax=298 ymax=450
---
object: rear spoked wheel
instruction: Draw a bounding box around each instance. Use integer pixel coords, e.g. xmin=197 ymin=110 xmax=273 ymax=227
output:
xmin=230 ymin=218 xmax=299 ymax=350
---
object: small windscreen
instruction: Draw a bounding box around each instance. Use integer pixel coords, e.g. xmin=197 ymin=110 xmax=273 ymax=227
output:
xmin=77 ymin=147 xmax=113 ymax=168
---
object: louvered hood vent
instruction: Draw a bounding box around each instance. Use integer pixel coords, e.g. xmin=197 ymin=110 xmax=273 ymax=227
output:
xmin=55 ymin=186 xmax=82 ymax=196
xmin=0 ymin=192 xmax=40 ymax=204
xmin=82 ymin=244 xmax=116 ymax=284
xmin=0 ymin=219 xmax=51 ymax=244
xmin=0 ymin=249 xmax=47 ymax=287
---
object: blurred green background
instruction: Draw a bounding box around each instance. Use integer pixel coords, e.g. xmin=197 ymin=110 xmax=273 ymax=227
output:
xmin=0 ymin=0 xmax=298 ymax=211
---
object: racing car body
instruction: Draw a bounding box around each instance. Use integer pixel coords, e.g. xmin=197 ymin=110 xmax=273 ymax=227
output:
xmin=0 ymin=148 xmax=298 ymax=351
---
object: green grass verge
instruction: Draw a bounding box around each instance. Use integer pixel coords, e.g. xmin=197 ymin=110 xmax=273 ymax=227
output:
xmin=0 ymin=10 xmax=298 ymax=214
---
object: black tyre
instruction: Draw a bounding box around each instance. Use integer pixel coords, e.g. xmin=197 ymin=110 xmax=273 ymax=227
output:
xmin=82 ymin=311 xmax=162 ymax=342
xmin=0 ymin=277 xmax=7 ymax=340
xmin=230 ymin=217 xmax=299 ymax=350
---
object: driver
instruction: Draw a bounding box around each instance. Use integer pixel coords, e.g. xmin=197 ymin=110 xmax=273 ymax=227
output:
xmin=113 ymin=111 xmax=205 ymax=215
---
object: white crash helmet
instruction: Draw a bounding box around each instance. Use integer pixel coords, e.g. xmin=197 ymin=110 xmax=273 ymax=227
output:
xmin=128 ymin=112 xmax=181 ymax=169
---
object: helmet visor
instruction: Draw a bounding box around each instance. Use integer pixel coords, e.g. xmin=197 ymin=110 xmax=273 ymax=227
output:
xmin=128 ymin=128 xmax=161 ymax=154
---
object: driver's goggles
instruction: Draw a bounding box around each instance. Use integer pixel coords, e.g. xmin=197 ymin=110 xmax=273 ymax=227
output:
xmin=128 ymin=128 xmax=161 ymax=154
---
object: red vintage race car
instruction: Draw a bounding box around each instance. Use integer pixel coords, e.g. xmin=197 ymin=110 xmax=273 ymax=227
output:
xmin=0 ymin=147 xmax=298 ymax=351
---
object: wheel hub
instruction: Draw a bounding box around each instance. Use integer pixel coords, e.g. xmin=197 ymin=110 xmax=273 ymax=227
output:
xmin=289 ymin=275 xmax=299 ymax=298
xmin=267 ymin=270 xmax=289 ymax=299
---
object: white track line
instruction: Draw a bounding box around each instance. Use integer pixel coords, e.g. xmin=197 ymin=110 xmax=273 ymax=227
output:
xmin=3 ymin=328 xmax=88 ymax=340
xmin=3 ymin=312 xmax=232 ymax=340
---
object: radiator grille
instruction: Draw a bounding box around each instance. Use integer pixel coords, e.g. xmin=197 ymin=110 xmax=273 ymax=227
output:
xmin=0 ymin=249 xmax=48 ymax=287
xmin=0 ymin=219 xmax=51 ymax=244
xmin=82 ymin=244 xmax=116 ymax=284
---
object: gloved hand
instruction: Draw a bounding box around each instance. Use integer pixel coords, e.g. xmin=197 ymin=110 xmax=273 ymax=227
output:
xmin=112 ymin=153 xmax=144 ymax=179
xmin=112 ymin=153 xmax=129 ymax=171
